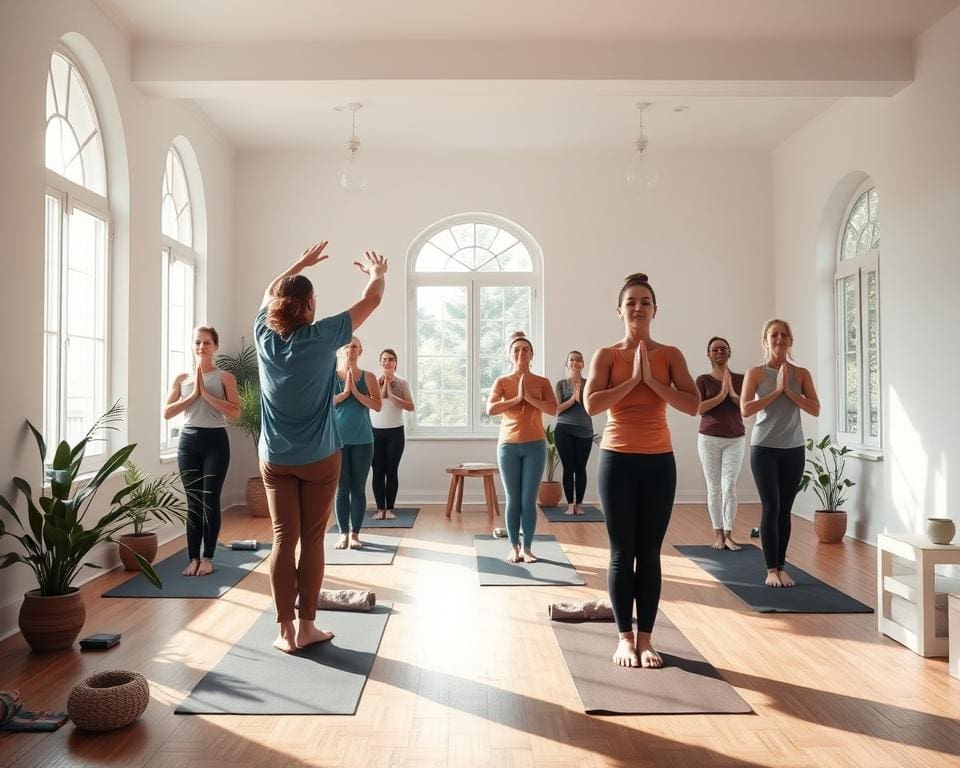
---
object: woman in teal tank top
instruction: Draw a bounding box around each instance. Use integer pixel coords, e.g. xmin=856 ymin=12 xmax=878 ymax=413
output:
xmin=333 ymin=335 xmax=382 ymax=549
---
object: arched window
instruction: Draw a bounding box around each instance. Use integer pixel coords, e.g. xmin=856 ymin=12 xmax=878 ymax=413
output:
xmin=160 ymin=145 xmax=198 ymax=453
xmin=407 ymin=215 xmax=542 ymax=436
xmin=43 ymin=48 xmax=109 ymax=458
xmin=835 ymin=184 xmax=881 ymax=449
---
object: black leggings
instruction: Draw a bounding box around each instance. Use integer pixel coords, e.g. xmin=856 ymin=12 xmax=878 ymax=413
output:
xmin=598 ymin=450 xmax=676 ymax=633
xmin=554 ymin=424 xmax=593 ymax=504
xmin=371 ymin=426 xmax=405 ymax=510
xmin=177 ymin=426 xmax=230 ymax=560
xmin=750 ymin=445 xmax=805 ymax=570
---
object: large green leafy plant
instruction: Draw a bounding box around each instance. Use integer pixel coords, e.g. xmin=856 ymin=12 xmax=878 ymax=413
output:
xmin=543 ymin=424 xmax=561 ymax=482
xmin=120 ymin=460 xmax=192 ymax=536
xmin=0 ymin=402 xmax=165 ymax=593
xmin=217 ymin=337 xmax=260 ymax=453
xmin=798 ymin=434 xmax=856 ymax=511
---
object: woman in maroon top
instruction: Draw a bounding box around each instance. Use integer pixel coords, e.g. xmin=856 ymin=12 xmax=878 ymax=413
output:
xmin=695 ymin=336 xmax=746 ymax=550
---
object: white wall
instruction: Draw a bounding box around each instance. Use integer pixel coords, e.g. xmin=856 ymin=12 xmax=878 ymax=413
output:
xmin=227 ymin=148 xmax=774 ymax=507
xmin=771 ymin=5 xmax=960 ymax=542
xmin=0 ymin=0 xmax=236 ymax=639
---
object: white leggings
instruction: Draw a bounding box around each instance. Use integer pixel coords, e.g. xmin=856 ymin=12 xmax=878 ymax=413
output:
xmin=697 ymin=434 xmax=746 ymax=531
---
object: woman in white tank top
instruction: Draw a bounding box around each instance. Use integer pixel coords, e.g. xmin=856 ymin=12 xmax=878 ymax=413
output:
xmin=370 ymin=348 xmax=415 ymax=519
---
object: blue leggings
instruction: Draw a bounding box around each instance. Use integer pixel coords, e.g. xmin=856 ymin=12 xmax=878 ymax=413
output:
xmin=335 ymin=443 xmax=374 ymax=534
xmin=497 ymin=439 xmax=547 ymax=548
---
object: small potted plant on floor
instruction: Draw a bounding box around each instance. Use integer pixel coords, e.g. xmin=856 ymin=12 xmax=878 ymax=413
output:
xmin=537 ymin=424 xmax=563 ymax=508
xmin=0 ymin=402 xmax=165 ymax=652
xmin=799 ymin=434 xmax=856 ymax=544
xmin=115 ymin=461 xmax=192 ymax=570
xmin=217 ymin=338 xmax=268 ymax=517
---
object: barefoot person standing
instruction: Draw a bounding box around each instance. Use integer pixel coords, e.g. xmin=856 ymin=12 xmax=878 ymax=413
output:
xmin=584 ymin=273 xmax=699 ymax=669
xmin=255 ymin=242 xmax=387 ymax=653
xmin=370 ymin=349 xmax=415 ymax=520
xmin=554 ymin=351 xmax=595 ymax=515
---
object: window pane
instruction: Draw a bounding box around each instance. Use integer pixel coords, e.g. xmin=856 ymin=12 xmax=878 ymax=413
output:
xmin=480 ymin=286 xmax=532 ymax=428
xmin=162 ymin=196 xmax=178 ymax=239
xmin=43 ymin=332 xmax=59 ymax=454
xmin=46 ymin=53 xmax=104 ymax=195
xmin=44 ymin=195 xmax=61 ymax=332
xmin=841 ymin=275 xmax=859 ymax=433
xmin=414 ymin=241 xmax=449 ymax=272
xmin=50 ymin=53 xmax=70 ymax=115
xmin=415 ymin=286 xmax=467 ymax=428
xmin=451 ymin=223 xmax=474 ymax=248
xmin=65 ymin=337 xmax=103 ymax=452
xmin=67 ymin=209 xmax=106 ymax=338
xmin=430 ymin=229 xmax=458 ymax=255
xmin=498 ymin=243 xmax=533 ymax=272
xmin=67 ymin=70 xmax=96 ymax=148
xmin=45 ymin=117 xmax=78 ymax=180
xmin=418 ymin=392 xmax=441 ymax=426
xmin=476 ymin=224 xmax=498 ymax=249
xmin=867 ymin=270 xmax=880 ymax=438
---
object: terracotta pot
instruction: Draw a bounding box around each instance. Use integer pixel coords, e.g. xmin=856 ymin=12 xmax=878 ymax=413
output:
xmin=19 ymin=589 xmax=86 ymax=652
xmin=118 ymin=532 xmax=158 ymax=571
xmin=926 ymin=517 xmax=956 ymax=545
xmin=537 ymin=481 xmax=563 ymax=508
xmin=246 ymin=475 xmax=270 ymax=517
xmin=813 ymin=510 xmax=847 ymax=544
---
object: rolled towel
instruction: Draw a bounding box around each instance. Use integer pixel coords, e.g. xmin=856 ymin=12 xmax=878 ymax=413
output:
xmin=317 ymin=589 xmax=376 ymax=611
xmin=547 ymin=600 xmax=615 ymax=621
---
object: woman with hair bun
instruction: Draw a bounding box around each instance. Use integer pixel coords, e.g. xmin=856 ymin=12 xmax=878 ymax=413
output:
xmin=487 ymin=331 xmax=558 ymax=563
xmin=255 ymin=241 xmax=387 ymax=653
xmin=584 ymin=273 xmax=699 ymax=669
xmin=370 ymin=348 xmax=415 ymax=520
xmin=741 ymin=319 xmax=820 ymax=588
xmin=554 ymin=350 xmax=594 ymax=514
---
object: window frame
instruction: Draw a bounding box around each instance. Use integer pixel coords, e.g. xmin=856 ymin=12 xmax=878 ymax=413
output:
xmin=406 ymin=214 xmax=542 ymax=438
xmin=159 ymin=244 xmax=196 ymax=456
xmin=834 ymin=182 xmax=881 ymax=453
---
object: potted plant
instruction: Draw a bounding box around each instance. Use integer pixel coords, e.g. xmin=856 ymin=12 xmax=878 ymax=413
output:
xmin=115 ymin=461 xmax=192 ymax=570
xmin=537 ymin=424 xmax=563 ymax=508
xmin=217 ymin=339 xmax=268 ymax=517
xmin=0 ymin=402 xmax=165 ymax=652
xmin=799 ymin=434 xmax=856 ymax=544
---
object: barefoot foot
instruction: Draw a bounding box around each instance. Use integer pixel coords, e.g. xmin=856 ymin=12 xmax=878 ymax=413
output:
xmin=712 ymin=532 xmax=725 ymax=550
xmin=372 ymin=510 xmax=385 ymax=520
xmin=296 ymin=622 xmax=335 ymax=648
xmin=765 ymin=569 xmax=782 ymax=587
xmin=348 ymin=533 xmax=362 ymax=549
xmin=777 ymin=568 xmax=796 ymax=587
xmin=182 ymin=558 xmax=200 ymax=576
xmin=505 ymin=546 xmax=522 ymax=564
xmin=613 ymin=637 xmax=640 ymax=667
xmin=384 ymin=509 xmax=397 ymax=519
xmin=563 ymin=505 xmax=576 ymax=516
xmin=334 ymin=534 xmax=350 ymax=550
xmin=522 ymin=549 xmax=538 ymax=563
xmin=574 ymin=504 xmax=585 ymax=515
xmin=273 ymin=622 xmax=298 ymax=653
xmin=724 ymin=537 xmax=742 ymax=551
xmin=197 ymin=557 xmax=214 ymax=576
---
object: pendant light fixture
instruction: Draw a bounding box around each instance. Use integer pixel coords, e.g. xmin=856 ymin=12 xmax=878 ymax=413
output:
xmin=626 ymin=101 xmax=659 ymax=192
xmin=335 ymin=102 xmax=367 ymax=191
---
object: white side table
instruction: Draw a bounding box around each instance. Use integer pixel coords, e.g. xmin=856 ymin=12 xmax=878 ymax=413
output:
xmin=877 ymin=533 xmax=960 ymax=657
xmin=950 ymin=594 xmax=960 ymax=678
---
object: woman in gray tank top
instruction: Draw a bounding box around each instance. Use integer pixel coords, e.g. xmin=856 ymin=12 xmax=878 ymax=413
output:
xmin=741 ymin=319 xmax=820 ymax=588
xmin=164 ymin=326 xmax=241 ymax=577
xmin=554 ymin=350 xmax=595 ymax=514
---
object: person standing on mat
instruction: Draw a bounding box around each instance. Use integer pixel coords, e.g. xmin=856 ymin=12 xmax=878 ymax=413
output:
xmin=333 ymin=336 xmax=381 ymax=550
xmin=370 ymin=348 xmax=415 ymax=520
xmin=696 ymin=336 xmax=746 ymax=551
xmin=584 ymin=273 xmax=699 ymax=669
xmin=741 ymin=319 xmax=819 ymax=589
xmin=487 ymin=331 xmax=558 ymax=563
xmin=164 ymin=326 xmax=240 ymax=577
xmin=554 ymin=350 xmax=595 ymax=515
xmin=256 ymin=242 xmax=387 ymax=653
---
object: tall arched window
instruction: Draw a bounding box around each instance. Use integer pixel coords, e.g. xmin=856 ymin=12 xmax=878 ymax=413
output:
xmin=835 ymin=184 xmax=881 ymax=450
xmin=407 ymin=214 xmax=542 ymax=436
xmin=160 ymin=145 xmax=197 ymax=453
xmin=44 ymin=48 xmax=109 ymax=458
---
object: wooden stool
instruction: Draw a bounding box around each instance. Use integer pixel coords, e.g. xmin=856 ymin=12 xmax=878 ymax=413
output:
xmin=445 ymin=464 xmax=501 ymax=520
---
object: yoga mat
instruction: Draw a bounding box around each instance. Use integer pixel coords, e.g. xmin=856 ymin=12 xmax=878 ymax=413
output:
xmin=541 ymin=504 xmax=604 ymax=523
xmin=550 ymin=610 xmax=752 ymax=715
xmin=176 ymin=603 xmax=392 ymax=715
xmin=102 ymin=544 xmax=271 ymax=598
xmin=674 ymin=544 xmax=874 ymax=613
xmin=474 ymin=534 xmax=585 ymax=586
xmin=327 ymin=507 xmax=420 ymax=531
xmin=325 ymin=532 xmax=399 ymax=565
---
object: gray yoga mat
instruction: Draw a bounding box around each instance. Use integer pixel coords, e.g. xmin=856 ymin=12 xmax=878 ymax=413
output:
xmin=675 ymin=544 xmax=874 ymax=613
xmin=550 ymin=610 xmax=752 ymax=715
xmin=176 ymin=602 xmax=392 ymax=715
xmin=328 ymin=507 xmax=420 ymax=531
xmin=474 ymin=534 xmax=585 ymax=586
xmin=325 ymin=532 xmax=399 ymax=565
xmin=541 ymin=504 xmax=604 ymax=523
xmin=102 ymin=543 xmax=271 ymax=599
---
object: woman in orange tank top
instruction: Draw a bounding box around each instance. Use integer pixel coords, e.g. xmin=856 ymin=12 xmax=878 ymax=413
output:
xmin=584 ymin=273 xmax=699 ymax=669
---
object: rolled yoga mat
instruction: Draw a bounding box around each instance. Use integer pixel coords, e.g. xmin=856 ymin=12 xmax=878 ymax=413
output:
xmin=674 ymin=544 xmax=874 ymax=613
xmin=102 ymin=543 xmax=271 ymax=599
xmin=324 ymin=532 xmax=400 ymax=565
xmin=550 ymin=610 xmax=752 ymax=715
xmin=540 ymin=504 xmax=604 ymax=523
xmin=176 ymin=603 xmax=392 ymax=715
xmin=328 ymin=507 xmax=420 ymax=531
xmin=474 ymin=534 xmax=585 ymax=587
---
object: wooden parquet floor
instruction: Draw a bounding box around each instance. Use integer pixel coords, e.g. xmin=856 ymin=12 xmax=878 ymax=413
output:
xmin=2 ymin=502 xmax=959 ymax=768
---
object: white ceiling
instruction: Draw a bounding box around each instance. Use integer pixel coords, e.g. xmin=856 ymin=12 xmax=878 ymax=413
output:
xmin=94 ymin=0 xmax=960 ymax=151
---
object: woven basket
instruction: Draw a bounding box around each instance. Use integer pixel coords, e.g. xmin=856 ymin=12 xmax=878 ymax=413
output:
xmin=67 ymin=670 xmax=149 ymax=731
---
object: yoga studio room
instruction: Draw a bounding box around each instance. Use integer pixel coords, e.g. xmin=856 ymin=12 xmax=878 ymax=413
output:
xmin=3 ymin=0 xmax=960 ymax=765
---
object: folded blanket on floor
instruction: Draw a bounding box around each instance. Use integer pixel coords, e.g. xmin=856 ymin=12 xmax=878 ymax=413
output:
xmin=317 ymin=589 xmax=376 ymax=611
xmin=547 ymin=600 xmax=614 ymax=621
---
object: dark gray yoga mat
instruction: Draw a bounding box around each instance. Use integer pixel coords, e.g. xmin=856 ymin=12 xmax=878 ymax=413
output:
xmin=176 ymin=603 xmax=392 ymax=715
xmin=325 ymin=532 xmax=399 ymax=565
xmin=474 ymin=534 xmax=585 ymax=586
xmin=675 ymin=544 xmax=874 ymax=613
xmin=550 ymin=610 xmax=752 ymax=715
xmin=327 ymin=507 xmax=420 ymax=531
xmin=541 ymin=504 xmax=604 ymax=523
xmin=102 ymin=543 xmax=271 ymax=598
